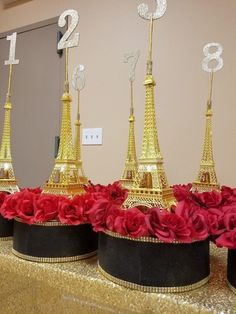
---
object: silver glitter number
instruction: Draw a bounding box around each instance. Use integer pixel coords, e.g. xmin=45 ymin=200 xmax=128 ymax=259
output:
xmin=5 ymin=32 xmax=19 ymax=65
xmin=58 ymin=9 xmax=79 ymax=49
xmin=138 ymin=0 xmax=167 ymax=20
xmin=124 ymin=51 xmax=140 ymax=82
xmin=202 ymin=43 xmax=223 ymax=73
xmin=72 ymin=64 xmax=85 ymax=91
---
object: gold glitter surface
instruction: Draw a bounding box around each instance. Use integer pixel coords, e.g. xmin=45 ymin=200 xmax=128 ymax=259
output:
xmin=0 ymin=241 xmax=236 ymax=314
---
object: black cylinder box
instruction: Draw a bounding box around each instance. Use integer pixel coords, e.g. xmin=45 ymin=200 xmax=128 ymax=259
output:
xmin=0 ymin=215 xmax=13 ymax=240
xmin=98 ymin=231 xmax=210 ymax=293
xmin=13 ymin=218 xmax=98 ymax=262
xmin=227 ymin=249 xmax=236 ymax=293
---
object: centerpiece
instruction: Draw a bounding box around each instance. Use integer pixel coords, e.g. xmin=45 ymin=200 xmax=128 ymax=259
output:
xmin=97 ymin=0 xmax=210 ymax=292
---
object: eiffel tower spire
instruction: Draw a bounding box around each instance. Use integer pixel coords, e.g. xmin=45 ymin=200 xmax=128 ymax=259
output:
xmin=124 ymin=15 xmax=175 ymax=209
xmin=192 ymin=72 xmax=219 ymax=192
xmin=0 ymin=64 xmax=19 ymax=193
xmin=120 ymin=80 xmax=138 ymax=188
xmin=43 ymin=49 xmax=84 ymax=196
xmin=73 ymin=66 xmax=88 ymax=186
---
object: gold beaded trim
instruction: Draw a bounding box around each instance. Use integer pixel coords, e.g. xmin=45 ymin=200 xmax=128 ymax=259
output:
xmin=98 ymin=264 xmax=209 ymax=293
xmin=14 ymin=217 xmax=86 ymax=227
xmin=12 ymin=248 xmax=97 ymax=263
xmin=104 ymin=230 xmax=200 ymax=244
xmin=0 ymin=236 xmax=12 ymax=241
xmin=227 ymin=280 xmax=236 ymax=295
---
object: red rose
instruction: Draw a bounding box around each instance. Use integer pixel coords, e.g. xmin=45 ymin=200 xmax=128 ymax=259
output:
xmin=87 ymin=199 xmax=111 ymax=232
xmin=223 ymin=211 xmax=236 ymax=231
xmin=0 ymin=193 xmax=19 ymax=219
xmin=221 ymin=186 xmax=233 ymax=201
xmin=58 ymin=197 xmax=86 ymax=225
xmin=146 ymin=208 xmax=191 ymax=243
xmin=105 ymin=205 xmax=125 ymax=233
xmin=34 ymin=194 xmax=59 ymax=222
xmin=16 ymin=190 xmax=36 ymax=224
xmin=106 ymin=182 xmax=128 ymax=205
xmin=73 ymin=193 xmax=95 ymax=222
xmin=193 ymin=190 xmax=223 ymax=209
xmin=207 ymin=208 xmax=225 ymax=236
xmin=221 ymin=186 xmax=236 ymax=205
xmin=122 ymin=207 xmax=148 ymax=238
xmin=21 ymin=187 xmax=42 ymax=194
xmin=175 ymin=201 xmax=209 ymax=241
xmin=85 ymin=183 xmax=107 ymax=200
xmin=173 ymin=184 xmax=192 ymax=202
xmin=113 ymin=215 xmax=127 ymax=235
xmin=216 ymin=229 xmax=236 ymax=249
xmin=85 ymin=181 xmax=128 ymax=205
xmin=0 ymin=192 xmax=7 ymax=208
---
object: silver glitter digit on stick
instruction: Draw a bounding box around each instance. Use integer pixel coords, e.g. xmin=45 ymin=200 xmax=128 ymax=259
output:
xmin=5 ymin=32 xmax=19 ymax=65
xmin=72 ymin=65 xmax=85 ymax=91
xmin=138 ymin=0 xmax=167 ymax=20
xmin=124 ymin=51 xmax=140 ymax=82
xmin=202 ymin=43 xmax=223 ymax=73
xmin=58 ymin=9 xmax=80 ymax=49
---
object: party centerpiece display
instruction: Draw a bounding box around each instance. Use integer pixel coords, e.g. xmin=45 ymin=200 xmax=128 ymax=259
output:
xmin=123 ymin=2 xmax=174 ymax=210
xmin=192 ymin=43 xmax=223 ymax=192
xmin=120 ymin=51 xmax=139 ymax=189
xmin=5 ymin=9 xmax=97 ymax=262
xmin=0 ymin=32 xmax=20 ymax=239
xmin=98 ymin=0 xmax=210 ymax=293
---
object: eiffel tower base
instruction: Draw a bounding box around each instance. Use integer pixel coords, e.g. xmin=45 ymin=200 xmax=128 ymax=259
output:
xmin=0 ymin=215 xmax=13 ymax=240
xmin=123 ymin=187 xmax=175 ymax=210
xmin=192 ymin=181 xmax=220 ymax=193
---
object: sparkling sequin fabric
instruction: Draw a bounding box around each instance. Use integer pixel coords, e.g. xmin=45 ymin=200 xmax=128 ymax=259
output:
xmin=0 ymin=241 xmax=235 ymax=313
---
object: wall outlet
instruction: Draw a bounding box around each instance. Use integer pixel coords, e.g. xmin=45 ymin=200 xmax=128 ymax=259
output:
xmin=82 ymin=128 xmax=103 ymax=145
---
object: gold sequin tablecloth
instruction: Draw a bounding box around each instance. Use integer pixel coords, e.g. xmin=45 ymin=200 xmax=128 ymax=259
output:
xmin=0 ymin=241 xmax=235 ymax=314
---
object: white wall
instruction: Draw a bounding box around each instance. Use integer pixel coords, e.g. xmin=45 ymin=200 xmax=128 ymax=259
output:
xmin=0 ymin=0 xmax=236 ymax=187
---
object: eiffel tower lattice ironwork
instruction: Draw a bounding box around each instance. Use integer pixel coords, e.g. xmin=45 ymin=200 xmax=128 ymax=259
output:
xmin=192 ymin=71 xmax=220 ymax=192
xmin=124 ymin=9 xmax=175 ymax=209
xmin=43 ymin=49 xmax=85 ymax=197
xmin=0 ymin=62 xmax=19 ymax=194
xmin=120 ymin=52 xmax=139 ymax=189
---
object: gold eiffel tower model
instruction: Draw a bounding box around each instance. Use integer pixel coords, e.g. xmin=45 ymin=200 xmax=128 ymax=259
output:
xmin=192 ymin=72 xmax=219 ymax=192
xmin=0 ymin=64 xmax=19 ymax=193
xmin=43 ymin=49 xmax=85 ymax=196
xmin=124 ymin=18 xmax=175 ymax=209
xmin=120 ymin=74 xmax=138 ymax=189
xmin=74 ymin=75 xmax=88 ymax=186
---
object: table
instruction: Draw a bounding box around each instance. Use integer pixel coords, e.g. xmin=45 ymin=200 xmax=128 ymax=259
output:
xmin=0 ymin=241 xmax=235 ymax=314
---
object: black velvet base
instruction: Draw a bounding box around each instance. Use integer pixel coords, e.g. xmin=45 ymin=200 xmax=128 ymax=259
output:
xmin=0 ymin=215 xmax=13 ymax=238
xmin=13 ymin=219 xmax=98 ymax=259
xmin=227 ymin=249 xmax=236 ymax=289
xmin=99 ymin=232 xmax=210 ymax=288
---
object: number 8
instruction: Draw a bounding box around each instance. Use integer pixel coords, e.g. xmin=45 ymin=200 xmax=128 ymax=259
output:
xmin=202 ymin=43 xmax=223 ymax=73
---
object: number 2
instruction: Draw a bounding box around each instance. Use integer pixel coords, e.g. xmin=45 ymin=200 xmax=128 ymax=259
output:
xmin=58 ymin=9 xmax=79 ymax=50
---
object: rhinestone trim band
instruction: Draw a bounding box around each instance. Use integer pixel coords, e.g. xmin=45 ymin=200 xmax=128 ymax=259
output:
xmin=98 ymin=264 xmax=209 ymax=293
xmin=104 ymin=230 xmax=200 ymax=244
xmin=0 ymin=236 xmax=12 ymax=241
xmin=12 ymin=248 xmax=97 ymax=263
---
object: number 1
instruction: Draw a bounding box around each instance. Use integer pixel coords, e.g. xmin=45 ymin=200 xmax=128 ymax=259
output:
xmin=5 ymin=32 xmax=19 ymax=65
